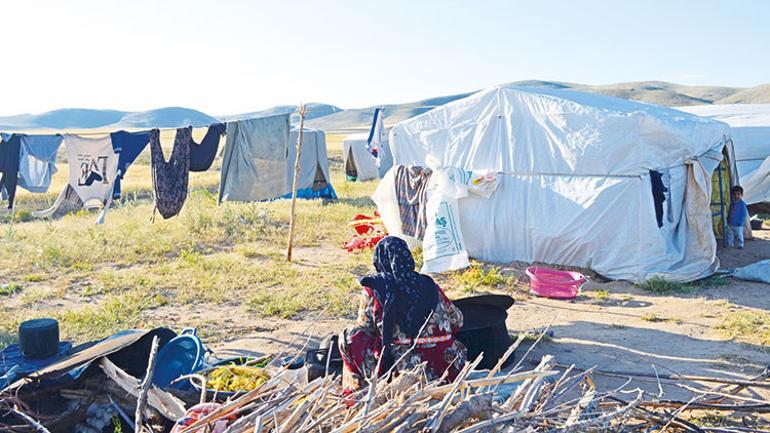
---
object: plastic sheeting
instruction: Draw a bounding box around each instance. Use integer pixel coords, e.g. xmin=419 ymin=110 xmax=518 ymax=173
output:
xmin=367 ymin=108 xmax=394 ymax=178
xmin=219 ymin=114 xmax=290 ymax=202
xmin=285 ymin=127 xmax=335 ymax=198
xmin=382 ymin=85 xmax=731 ymax=282
xmin=732 ymin=259 xmax=770 ymax=283
xmin=680 ymin=104 xmax=770 ymax=204
xmin=343 ymin=133 xmax=379 ymax=181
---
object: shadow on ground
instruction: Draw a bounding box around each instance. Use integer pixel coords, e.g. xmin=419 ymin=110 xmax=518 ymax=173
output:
xmin=514 ymin=320 xmax=770 ymax=400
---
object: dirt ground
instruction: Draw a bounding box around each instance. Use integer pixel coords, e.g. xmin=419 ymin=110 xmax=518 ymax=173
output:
xmin=216 ymin=230 xmax=770 ymax=401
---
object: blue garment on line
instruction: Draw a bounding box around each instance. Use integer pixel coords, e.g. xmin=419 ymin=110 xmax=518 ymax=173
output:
xmin=0 ymin=133 xmax=21 ymax=209
xmin=728 ymin=198 xmax=748 ymax=227
xmin=18 ymin=134 xmax=64 ymax=193
xmin=190 ymin=123 xmax=226 ymax=172
xmin=110 ymin=130 xmax=150 ymax=198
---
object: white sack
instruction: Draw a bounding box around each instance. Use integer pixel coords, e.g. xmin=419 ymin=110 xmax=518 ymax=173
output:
xmin=421 ymin=166 xmax=471 ymax=273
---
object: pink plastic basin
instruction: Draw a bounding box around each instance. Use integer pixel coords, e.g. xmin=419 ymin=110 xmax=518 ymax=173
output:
xmin=525 ymin=266 xmax=585 ymax=299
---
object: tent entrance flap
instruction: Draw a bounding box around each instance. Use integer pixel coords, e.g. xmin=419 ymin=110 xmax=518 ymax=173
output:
xmin=711 ymin=159 xmax=729 ymax=246
xmin=313 ymin=164 xmax=328 ymax=191
xmin=345 ymin=147 xmax=358 ymax=179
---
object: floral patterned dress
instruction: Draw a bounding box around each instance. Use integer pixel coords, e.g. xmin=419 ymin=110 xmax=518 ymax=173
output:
xmin=339 ymin=284 xmax=466 ymax=390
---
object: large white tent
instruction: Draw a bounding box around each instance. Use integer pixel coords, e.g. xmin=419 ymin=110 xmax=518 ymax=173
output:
xmin=377 ymin=85 xmax=732 ymax=282
xmin=679 ymin=104 xmax=770 ymax=205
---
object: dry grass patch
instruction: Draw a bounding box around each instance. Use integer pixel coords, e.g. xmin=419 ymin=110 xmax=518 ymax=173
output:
xmin=716 ymin=309 xmax=770 ymax=346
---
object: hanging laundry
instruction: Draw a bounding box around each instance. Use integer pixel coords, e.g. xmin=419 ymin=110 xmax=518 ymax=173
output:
xmin=394 ymin=165 xmax=433 ymax=239
xmin=150 ymin=127 xmax=191 ymax=219
xmin=18 ymin=135 xmax=64 ymax=193
xmin=189 ymin=123 xmax=226 ymax=172
xmin=0 ymin=133 xmax=22 ymax=209
xmin=33 ymin=135 xmax=119 ymax=223
xmin=110 ymin=130 xmax=150 ymax=198
xmin=366 ymin=108 xmax=394 ymax=178
xmin=219 ymin=114 xmax=290 ymax=203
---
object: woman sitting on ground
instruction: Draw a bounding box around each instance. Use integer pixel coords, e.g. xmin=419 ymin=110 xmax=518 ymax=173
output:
xmin=338 ymin=236 xmax=467 ymax=391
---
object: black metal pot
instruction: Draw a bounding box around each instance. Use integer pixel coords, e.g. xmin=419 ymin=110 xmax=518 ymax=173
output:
xmin=453 ymin=295 xmax=515 ymax=370
xmin=307 ymin=334 xmax=343 ymax=381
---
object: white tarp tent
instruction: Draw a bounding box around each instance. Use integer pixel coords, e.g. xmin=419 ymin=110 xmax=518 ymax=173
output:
xmin=679 ymin=104 xmax=770 ymax=204
xmin=286 ymin=127 xmax=335 ymax=198
xmin=377 ymin=85 xmax=732 ymax=282
xmin=343 ymin=133 xmax=379 ymax=181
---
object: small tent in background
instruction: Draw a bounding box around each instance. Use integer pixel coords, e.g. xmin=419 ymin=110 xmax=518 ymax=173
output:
xmin=283 ymin=127 xmax=336 ymax=199
xmin=378 ymin=85 xmax=733 ymax=283
xmin=343 ymin=133 xmax=379 ymax=181
xmin=219 ymin=114 xmax=336 ymax=202
xmin=342 ymin=108 xmax=394 ymax=181
xmin=680 ymin=104 xmax=770 ymax=208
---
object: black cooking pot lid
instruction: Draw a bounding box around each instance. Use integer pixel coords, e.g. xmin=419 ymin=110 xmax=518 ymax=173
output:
xmin=452 ymin=294 xmax=514 ymax=311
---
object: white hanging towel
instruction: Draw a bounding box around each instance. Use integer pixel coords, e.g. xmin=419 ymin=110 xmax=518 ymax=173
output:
xmin=34 ymin=134 xmax=119 ymax=224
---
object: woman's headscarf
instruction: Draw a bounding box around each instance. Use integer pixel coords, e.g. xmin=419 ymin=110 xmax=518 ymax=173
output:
xmin=360 ymin=236 xmax=438 ymax=367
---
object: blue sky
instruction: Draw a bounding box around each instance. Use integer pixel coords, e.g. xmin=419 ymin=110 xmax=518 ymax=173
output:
xmin=2 ymin=0 xmax=769 ymax=116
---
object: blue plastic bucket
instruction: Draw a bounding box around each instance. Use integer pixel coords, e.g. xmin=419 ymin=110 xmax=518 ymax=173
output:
xmin=152 ymin=328 xmax=205 ymax=389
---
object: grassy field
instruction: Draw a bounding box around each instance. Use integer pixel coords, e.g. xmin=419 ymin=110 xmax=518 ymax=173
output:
xmin=0 ymin=132 xmax=515 ymax=347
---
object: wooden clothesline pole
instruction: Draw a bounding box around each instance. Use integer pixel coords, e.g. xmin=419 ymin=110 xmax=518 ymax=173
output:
xmin=286 ymin=104 xmax=306 ymax=262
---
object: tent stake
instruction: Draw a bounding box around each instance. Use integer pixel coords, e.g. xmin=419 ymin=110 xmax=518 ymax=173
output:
xmin=287 ymin=104 xmax=306 ymax=262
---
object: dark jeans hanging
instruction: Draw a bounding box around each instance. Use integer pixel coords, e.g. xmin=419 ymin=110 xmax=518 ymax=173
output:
xmin=0 ymin=134 xmax=21 ymax=209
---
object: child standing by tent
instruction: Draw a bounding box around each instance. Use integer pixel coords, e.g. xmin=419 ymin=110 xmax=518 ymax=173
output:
xmin=727 ymin=185 xmax=749 ymax=249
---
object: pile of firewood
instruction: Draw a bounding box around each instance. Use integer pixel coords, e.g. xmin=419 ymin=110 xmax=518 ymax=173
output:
xmin=3 ymin=334 xmax=770 ymax=432
xmin=171 ymin=351 xmax=770 ymax=433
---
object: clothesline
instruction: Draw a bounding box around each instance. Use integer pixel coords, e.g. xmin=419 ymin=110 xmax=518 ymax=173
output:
xmin=0 ymin=122 xmax=225 ymax=138
xmin=0 ymin=112 xmax=299 ymax=138
xmin=0 ymin=113 xmax=338 ymax=225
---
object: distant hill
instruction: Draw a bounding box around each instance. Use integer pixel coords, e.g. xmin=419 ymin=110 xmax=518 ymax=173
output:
xmin=0 ymin=108 xmax=127 ymax=130
xmin=110 ymin=107 xmax=218 ymax=129
xmin=307 ymin=80 xmax=770 ymax=132
xmin=219 ymin=103 xmax=342 ymax=124
xmin=1 ymin=81 xmax=768 ymax=133
xmin=719 ymin=84 xmax=770 ymax=104
xmin=305 ymin=92 xmax=473 ymax=132
xmin=0 ymin=107 xmax=217 ymax=130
